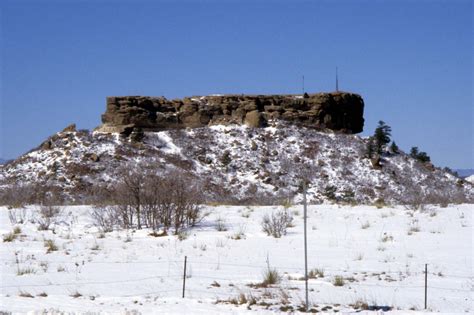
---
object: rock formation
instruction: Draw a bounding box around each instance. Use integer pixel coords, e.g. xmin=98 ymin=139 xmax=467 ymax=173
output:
xmin=98 ymin=92 xmax=364 ymax=135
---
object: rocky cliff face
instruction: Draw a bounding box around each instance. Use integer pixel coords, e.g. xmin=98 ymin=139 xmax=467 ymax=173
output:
xmin=98 ymin=92 xmax=364 ymax=135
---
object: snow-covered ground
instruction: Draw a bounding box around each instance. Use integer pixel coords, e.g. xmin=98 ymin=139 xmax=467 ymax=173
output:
xmin=0 ymin=204 xmax=472 ymax=314
xmin=465 ymin=175 xmax=474 ymax=184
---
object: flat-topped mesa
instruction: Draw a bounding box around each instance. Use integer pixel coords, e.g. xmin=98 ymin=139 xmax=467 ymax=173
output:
xmin=98 ymin=92 xmax=364 ymax=135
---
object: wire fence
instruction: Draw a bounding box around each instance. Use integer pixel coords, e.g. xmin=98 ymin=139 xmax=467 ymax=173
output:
xmin=1 ymin=255 xmax=472 ymax=306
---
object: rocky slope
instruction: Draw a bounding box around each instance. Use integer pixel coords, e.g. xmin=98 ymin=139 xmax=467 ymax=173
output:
xmin=0 ymin=122 xmax=472 ymax=205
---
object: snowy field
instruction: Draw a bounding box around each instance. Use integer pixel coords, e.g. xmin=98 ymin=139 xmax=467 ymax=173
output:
xmin=0 ymin=204 xmax=472 ymax=314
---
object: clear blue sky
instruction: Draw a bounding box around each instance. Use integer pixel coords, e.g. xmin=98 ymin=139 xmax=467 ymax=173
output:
xmin=1 ymin=0 xmax=472 ymax=168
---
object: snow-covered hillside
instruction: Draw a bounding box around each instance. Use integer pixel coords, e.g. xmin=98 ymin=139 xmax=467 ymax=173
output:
xmin=0 ymin=123 xmax=472 ymax=205
xmin=0 ymin=204 xmax=472 ymax=313
xmin=0 ymin=124 xmax=474 ymax=204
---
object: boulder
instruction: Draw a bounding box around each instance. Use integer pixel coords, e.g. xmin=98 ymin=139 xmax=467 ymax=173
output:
xmin=62 ymin=124 xmax=76 ymax=132
xmin=244 ymin=110 xmax=262 ymax=128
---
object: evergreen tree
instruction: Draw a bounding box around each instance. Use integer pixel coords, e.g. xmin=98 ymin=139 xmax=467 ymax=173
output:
xmin=410 ymin=146 xmax=419 ymax=158
xmin=389 ymin=141 xmax=399 ymax=154
xmin=410 ymin=146 xmax=431 ymax=163
xmin=416 ymin=151 xmax=431 ymax=163
xmin=373 ymin=121 xmax=391 ymax=154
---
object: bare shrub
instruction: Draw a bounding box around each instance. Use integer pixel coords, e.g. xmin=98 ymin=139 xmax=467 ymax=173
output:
xmin=44 ymin=239 xmax=58 ymax=253
xmin=230 ymin=224 xmax=246 ymax=240
xmin=0 ymin=184 xmax=36 ymax=208
xmin=352 ymin=299 xmax=369 ymax=310
xmin=37 ymin=205 xmax=62 ymax=231
xmin=3 ymin=232 xmax=16 ymax=242
xmin=8 ymin=208 xmax=28 ymax=225
xmin=108 ymin=164 xmax=204 ymax=234
xmin=360 ymin=221 xmax=371 ymax=229
xmin=18 ymin=291 xmax=34 ymax=298
xmin=261 ymin=210 xmax=294 ymax=238
xmin=113 ymin=164 xmax=147 ymax=229
xmin=308 ymin=268 xmax=324 ymax=278
xmin=215 ymin=216 xmax=228 ymax=231
xmin=17 ymin=267 xmax=36 ymax=276
xmin=90 ymin=206 xmax=120 ymax=233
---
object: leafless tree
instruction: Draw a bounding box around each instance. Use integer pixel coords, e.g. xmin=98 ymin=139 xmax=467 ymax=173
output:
xmin=97 ymin=163 xmax=204 ymax=233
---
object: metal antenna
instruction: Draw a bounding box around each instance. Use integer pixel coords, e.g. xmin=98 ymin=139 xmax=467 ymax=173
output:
xmin=336 ymin=67 xmax=339 ymax=92
xmin=302 ymin=75 xmax=305 ymax=94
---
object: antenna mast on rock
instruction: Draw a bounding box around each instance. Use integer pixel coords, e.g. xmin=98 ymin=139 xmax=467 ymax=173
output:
xmin=302 ymin=75 xmax=305 ymax=94
xmin=336 ymin=67 xmax=339 ymax=92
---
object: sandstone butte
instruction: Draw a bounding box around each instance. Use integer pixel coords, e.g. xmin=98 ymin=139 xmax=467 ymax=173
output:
xmin=96 ymin=92 xmax=364 ymax=136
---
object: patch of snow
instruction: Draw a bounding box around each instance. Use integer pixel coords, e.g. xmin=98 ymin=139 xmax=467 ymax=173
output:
xmin=465 ymin=175 xmax=474 ymax=184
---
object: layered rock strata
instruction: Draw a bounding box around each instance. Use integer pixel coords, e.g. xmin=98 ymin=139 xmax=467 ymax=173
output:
xmin=98 ymin=92 xmax=364 ymax=135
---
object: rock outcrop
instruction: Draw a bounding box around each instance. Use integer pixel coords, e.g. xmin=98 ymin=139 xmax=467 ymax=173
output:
xmin=98 ymin=92 xmax=365 ymax=135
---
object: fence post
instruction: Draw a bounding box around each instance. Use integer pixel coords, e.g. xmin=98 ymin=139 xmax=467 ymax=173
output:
xmin=424 ymin=264 xmax=428 ymax=309
xmin=182 ymin=256 xmax=187 ymax=298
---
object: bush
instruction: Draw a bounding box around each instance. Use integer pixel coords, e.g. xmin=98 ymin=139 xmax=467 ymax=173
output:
xmin=390 ymin=141 xmax=399 ymax=154
xmin=215 ymin=216 xmax=228 ymax=231
xmin=220 ymin=150 xmax=232 ymax=166
xmin=365 ymin=137 xmax=376 ymax=159
xmin=262 ymin=268 xmax=281 ymax=286
xmin=8 ymin=208 xmax=27 ymax=225
xmin=3 ymin=232 xmax=17 ymax=242
xmin=18 ymin=291 xmax=34 ymax=298
xmin=308 ymin=268 xmax=324 ymax=278
xmin=90 ymin=206 xmax=120 ymax=233
xmin=17 ymin=267 xmax=36 ymax=276
xmin=410 ymin=147 xmax=431 ymax=163
xmin=323 ymin=185 xmax=337 ymax=201
xmin=37 ymin=205 xmax=62 ymax=231
xmin=361 ymin=221 xmax=371 ymax=229
xmin=261 ymin=210 xmax=294 ymax=238
xmin=374 ymin=198 xmax=386 ymax=209
xmin=109 ymin=165 xmax=204 ymax=234
xmin=333 ymin=275 xmax=345 ymax=286
xmin=341 ymin=188 xmax=355 ymax=204
xmin=44 ymin=239 xmax=58 ymax=253
xmin=177 ymin=230 xmax=189 ymax=241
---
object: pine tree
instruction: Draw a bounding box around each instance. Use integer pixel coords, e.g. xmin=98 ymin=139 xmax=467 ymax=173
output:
xmin=390 ymin=141 xmax=399 ymax=154
xmin=410 ymin=146 xmax=419 ymax=158
xmin=410 ymin=146 xmax=431 ymax=163
xmin=373 ymin=121 xmax=392 ymax=154
xmin=416 ymin=151 xmax=431 ymax=163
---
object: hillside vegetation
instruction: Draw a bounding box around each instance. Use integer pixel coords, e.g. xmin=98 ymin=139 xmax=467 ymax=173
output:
xmin=0 ymin=123 xmax=472 ymax=206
